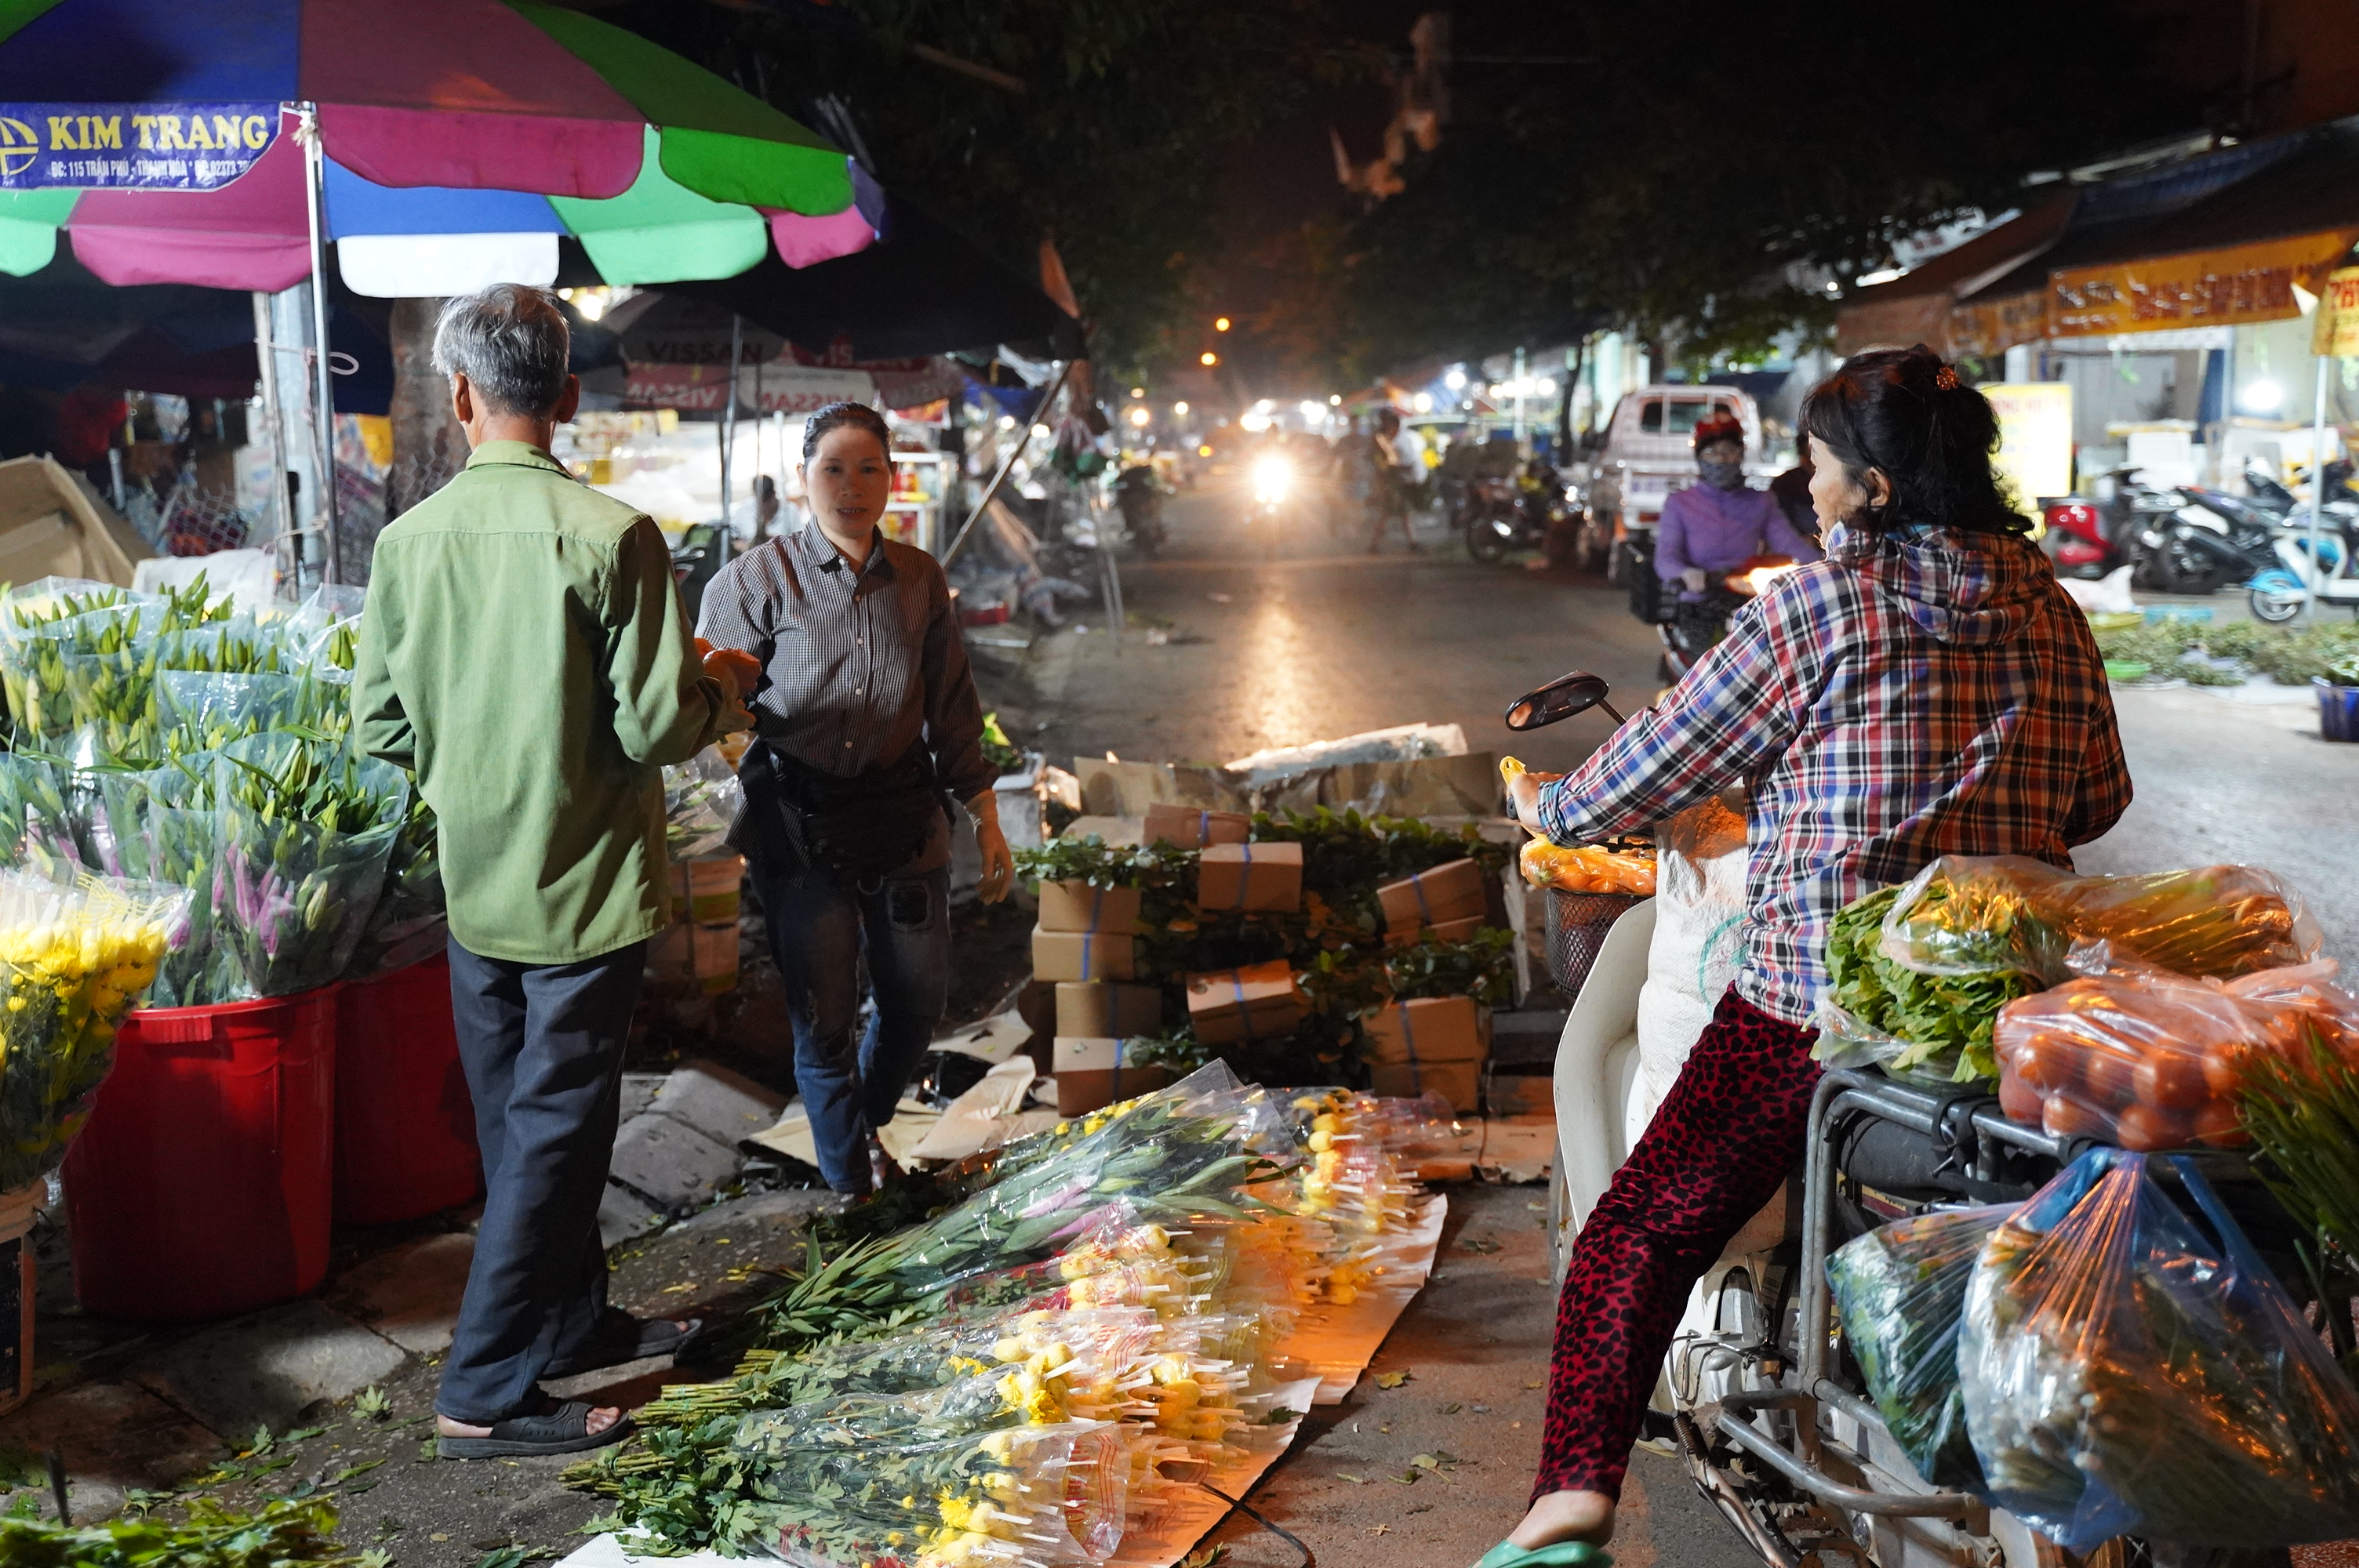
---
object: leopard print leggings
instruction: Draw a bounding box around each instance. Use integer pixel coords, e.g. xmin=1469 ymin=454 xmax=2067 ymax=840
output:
xmin=1532 ymin=988 xmax=1819 ymax=1501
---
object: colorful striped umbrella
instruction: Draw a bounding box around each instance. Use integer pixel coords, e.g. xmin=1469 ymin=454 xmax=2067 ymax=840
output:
xmin=0 ymin=0 xmax=875 ymax=292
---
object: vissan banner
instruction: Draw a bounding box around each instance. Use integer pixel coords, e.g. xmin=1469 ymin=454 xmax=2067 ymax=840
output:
xmin=0 ymin=103 xmax=280 ymax=190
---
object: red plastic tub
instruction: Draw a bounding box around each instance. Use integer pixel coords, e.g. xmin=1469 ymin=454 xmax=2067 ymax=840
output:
xmin=334 ymin=953 xmax=482 ymax=1225
xmin=63 ymin=986 xmax=339 ymax=1323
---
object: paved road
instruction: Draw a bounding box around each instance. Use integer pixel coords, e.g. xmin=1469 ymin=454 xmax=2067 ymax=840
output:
xmin=1001 ymin=492 xmax=2359 ymax=956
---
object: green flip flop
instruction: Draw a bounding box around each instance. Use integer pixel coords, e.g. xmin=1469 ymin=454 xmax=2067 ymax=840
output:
xmin=1473 ymin=1541 xmax=1612 ymax=1568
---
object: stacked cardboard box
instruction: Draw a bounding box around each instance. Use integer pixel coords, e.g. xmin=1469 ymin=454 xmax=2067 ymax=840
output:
xmin=1362 ymin=993 xmax=1488 ymax=1112
xmin=1052 ymin=1037 xmax=1170 ymax=1116
xmin=1184 ymin=959 xmax=1307 ymax=1046
xmin=1142 ymin=803 xmax=1251 ymax=848
xmin=1198 ymin=841 xmax=1304 ymax=913
xmin=1376 ymin=858 xmax=1489 ymax=947
xmin=1032 ymin=879 xmax=1140 ymax=982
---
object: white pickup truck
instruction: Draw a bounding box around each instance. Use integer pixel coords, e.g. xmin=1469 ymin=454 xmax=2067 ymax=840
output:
xmin=1581 ymin=384 xmax=1768 ymax=580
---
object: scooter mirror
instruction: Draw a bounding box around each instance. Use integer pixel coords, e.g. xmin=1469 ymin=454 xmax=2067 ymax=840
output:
xmin=1504 ymin=670 xmax=1623 ymax=731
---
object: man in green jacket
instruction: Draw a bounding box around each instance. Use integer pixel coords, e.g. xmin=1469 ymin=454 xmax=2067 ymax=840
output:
xmin=354 ymin=284 xmax=756 ymax=1460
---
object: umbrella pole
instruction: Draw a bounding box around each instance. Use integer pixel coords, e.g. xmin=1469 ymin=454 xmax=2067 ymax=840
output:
xmin=298 ymin=105 xmax=342 ymax=585
xmin=718 ymin=314 xmax=741 ymax=569
xmin=251 ymin=291 xmax=299 ymax=589
xmin=940 ymin=358 xmax=1073 ymax=568
xmin=2310 ymin=350 xmax=2330 ymax=624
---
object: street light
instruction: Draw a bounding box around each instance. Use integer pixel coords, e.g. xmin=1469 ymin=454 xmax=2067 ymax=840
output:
xmin=1031 ymin=423 xmax=1052 ymax=439
xmin=1413 ymin=392 xmax=1433 ymax=413
xmin=1129 ymin=387 xmax=1145 ymax=398
xmin=1444 ymin=368 xmax=1467 ymax=390
xmin=1200 ymin=351 xmax=1219 ymax=366
xmin=1215 ymin=316 xmax=1231 ymax=332
xmin=1298 ymin=399 xmax=1321 ymax=422
xmin=1128 ymin=406 xmax=1150 ymax=427
xmin=1174 ymin=400 xmax=1190 ymax=415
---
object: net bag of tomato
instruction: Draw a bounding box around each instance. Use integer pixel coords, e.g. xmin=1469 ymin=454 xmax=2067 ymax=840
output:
xmin=1989 ymin=961 xmax=2356 ymax=1149
xmin=1958 ymin=1149 xmax=2359 ymax=1551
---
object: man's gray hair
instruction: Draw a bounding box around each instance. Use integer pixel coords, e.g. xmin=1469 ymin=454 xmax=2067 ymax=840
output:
xmin=431 ymin=285 xmax=572 ymax=417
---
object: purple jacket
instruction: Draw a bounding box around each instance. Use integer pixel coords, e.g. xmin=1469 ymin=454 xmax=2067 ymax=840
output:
xmin=1656 ymin=482 xmax=1823 ymax=597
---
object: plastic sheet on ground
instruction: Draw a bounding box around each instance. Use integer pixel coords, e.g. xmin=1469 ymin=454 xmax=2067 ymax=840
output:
xmin=1273 ymin=1192 xmax=1448 ymax=1404
xmin=556 ymin=1377 xmax=1325 ymax=1568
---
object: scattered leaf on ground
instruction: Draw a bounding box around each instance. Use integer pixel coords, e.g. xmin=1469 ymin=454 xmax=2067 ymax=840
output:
xmin=1376 ymin=1371 xmax=1412 ymax=1389
xmin=1337 ymin=1473 xmax=1367 ymax=1485
xmin=1460 ymin=1236 xmax=1499 ymax=1253
xmin=1260 ymin=1407 xmax=1304 ymax=1425
xmin=1470 ymin=1403 xmax=1492 ymax=1414
xmin=1367 ymin=1524 xmax=1393 ymax=1536
xmin=352 ymin=1387 xmax=391 ymax=1422
xmin=1180 ymin=1548 xmax=1229 ymax=1568
xmin=1524 ymin=1380 xmax=1545 ymax=1389
xmin=1441 ymin=1402 xmax=1463 ymax=1414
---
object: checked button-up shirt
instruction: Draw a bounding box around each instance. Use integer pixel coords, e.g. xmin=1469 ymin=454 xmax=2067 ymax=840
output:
xmin=1540 ymin=524 xmax=2132 ymax=1025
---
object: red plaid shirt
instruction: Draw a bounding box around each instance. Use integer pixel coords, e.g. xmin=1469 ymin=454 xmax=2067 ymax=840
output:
xmin=1539 ymin=525 xmax=2132 ymax=1025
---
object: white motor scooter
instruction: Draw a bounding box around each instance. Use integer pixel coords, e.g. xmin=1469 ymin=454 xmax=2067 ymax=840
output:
xmin=1503 ymin=670 xmax=2255 ymax=1568
xmin=2248 ymin=512 xmax=2359 ymax=623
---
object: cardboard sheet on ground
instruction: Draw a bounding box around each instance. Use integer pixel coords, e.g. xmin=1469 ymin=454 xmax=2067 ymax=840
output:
xmin=747 ymin=1097 xmax=940 ymax=1168
xmin=907 ymin=1056 xmax=1063 ymax=1162
xmin=557 ymin=1377 xmax=1325 ymax=1568
xmin=1274 ymin=1194 xmax=1449 ymax=1405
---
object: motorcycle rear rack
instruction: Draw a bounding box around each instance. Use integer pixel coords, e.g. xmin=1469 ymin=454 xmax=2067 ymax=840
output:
xmin=1678 ymin=1069 xmax=2070 ymax=1537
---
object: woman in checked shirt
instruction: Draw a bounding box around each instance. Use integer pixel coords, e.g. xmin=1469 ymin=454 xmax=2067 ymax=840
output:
xmin=1487 ymin=347 xmax=2130 ymax=1563
xmin=699 ymin=402 xmax=1015 ymax=1197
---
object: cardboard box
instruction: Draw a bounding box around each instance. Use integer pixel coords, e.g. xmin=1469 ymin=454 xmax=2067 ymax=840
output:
xmin=1038 ymin=879 xmax=1143 ymax=934
xmin=1377 ymin=858 xmax=1489 ymax=935
xmin=1362 ymin=996 xmax=1488 ymax=1067
xmin=1033 ymin=927 xmax=1136 ymax=982
xmin=1383 ymin=913 xmax=1491 ymax=950
xmin=1053 ymin=1038 xmax=1172 ymax=1116
xmin=1485 ymin=1069 xmax=1555 ymax=1119
xmin=1058 ymin=815 xmax=1142 ymax=845
xmin=1143 ymin=802 xmax=1251 ymax=848
xmin=1056 ymin=980 xmax=1164 ymax=1040
xmin=1197 ymin=840 xmax=1304 ymax=913
xmin=1371 ymin=1059 xmax=1481 ymax=1112
xmin=1184 ymin=960 xmax=1307 ymax=1045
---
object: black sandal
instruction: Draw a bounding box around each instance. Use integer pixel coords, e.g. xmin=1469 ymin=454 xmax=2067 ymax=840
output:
xmin=436 ymin=1398 xmax=634 ymax=1459
xmin=543 ymin=1311 xmax=705 ymax=1380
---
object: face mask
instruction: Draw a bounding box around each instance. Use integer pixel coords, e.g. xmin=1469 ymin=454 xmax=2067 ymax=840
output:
xmin=1698 ymin=456 xmax=1745 ymax=491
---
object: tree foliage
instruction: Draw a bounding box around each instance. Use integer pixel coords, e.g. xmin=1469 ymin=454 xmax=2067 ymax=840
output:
xmin=599 ymin=0 xmax=1341 ymax=374
xmin=1323 ymin=0 xmax=2190 ymax=377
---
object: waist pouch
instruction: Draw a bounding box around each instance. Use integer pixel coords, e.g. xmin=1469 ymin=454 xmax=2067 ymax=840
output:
xmin=743 ymin=744 xmax=944 ymax=884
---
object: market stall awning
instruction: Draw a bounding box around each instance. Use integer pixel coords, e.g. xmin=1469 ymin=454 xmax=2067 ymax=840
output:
xmin=1946 ymin=132 xmax=2317 ymax=358
xmin=1836 ymin=193 xmax=2076 ymax=358
xmin=660 ymin=201 xmax=1085 ymax=363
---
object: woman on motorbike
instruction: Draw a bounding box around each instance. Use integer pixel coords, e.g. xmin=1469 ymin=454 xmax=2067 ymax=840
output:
xmin=1489 ymin=345 xmax=2132 ymax=1566
xmin=1655 ymin=412 xmax=1822 ymax=600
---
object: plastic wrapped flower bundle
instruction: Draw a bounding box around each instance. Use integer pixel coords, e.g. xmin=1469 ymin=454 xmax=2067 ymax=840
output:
xmin=211 ymin=730 xmax=409 ymax=997
xmin=751 ymin=1069 xmax=1289 ymax=1354
xmin=0 ymin=868 xmax=187 ymax=1190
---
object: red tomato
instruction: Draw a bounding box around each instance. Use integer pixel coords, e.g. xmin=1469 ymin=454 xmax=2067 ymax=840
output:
xmin=2192 ymin=1100 xmax=2253 ymax=1147
xmin=2080 ymin=1047 xmax=2143 ymax=1112
xmin=2115 ymin=1102 xmax=2197 ymax=1152
xmin=1998 ymin=1063 xmax=2044 ymax=1125
xmin=2132 ymin=1050 xmax=2212 ymax=1110
xmin=2042 ymin=1094 xmax=2115 ymax=1142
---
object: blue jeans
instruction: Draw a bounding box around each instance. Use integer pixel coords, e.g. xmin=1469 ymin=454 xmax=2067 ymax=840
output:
xmin=437 ymin=935 xmax=644 ymax=1423
xmin=750 ymin=863 xmax=951 ymax=1192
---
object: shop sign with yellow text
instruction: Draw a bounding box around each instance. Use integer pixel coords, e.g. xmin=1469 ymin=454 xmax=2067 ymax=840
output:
xmin=2314 ymin=267 xmax=2359 ymax=359
xmin=0 ymin=103 xmax=278 ymax=189
xmin=2049 ymin=231 xmax=2359 ymax=338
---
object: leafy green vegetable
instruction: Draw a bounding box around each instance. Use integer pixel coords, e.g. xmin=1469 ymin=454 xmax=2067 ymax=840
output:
xmin=1822 ymin=886 xmax=2030 ymax=1082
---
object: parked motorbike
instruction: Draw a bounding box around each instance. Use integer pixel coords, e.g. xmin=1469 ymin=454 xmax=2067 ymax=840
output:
xmin=2044 ymin=467 xmax=2273 ymax=594
xmin=1112 ymin=464 xmax=1167 ymax=560
xmin=1506 ymin=669 xmax=2301 ymax=1568
xmin=2248 ymin=514 xmax=2359 ymax=622
xmin=1458 ymin=461 xmax=1581 ymax=566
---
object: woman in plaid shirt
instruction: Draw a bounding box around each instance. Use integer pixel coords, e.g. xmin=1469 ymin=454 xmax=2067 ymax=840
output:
xmin=1488 ymin=346 xmax=2131 ymax=1563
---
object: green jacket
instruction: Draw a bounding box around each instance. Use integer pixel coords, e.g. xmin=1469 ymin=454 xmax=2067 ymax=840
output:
xmin=353 ymin=441 xmax=730 ymax=964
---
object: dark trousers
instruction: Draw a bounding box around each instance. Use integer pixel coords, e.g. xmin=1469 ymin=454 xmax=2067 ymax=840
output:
xmin=748 ymin=862 xmax=950 ymax=1193
xmin=436 ymin=934 xmax=645 ymax=1423
xmin=1534 ymin=989 xmax=1819 ymax=1501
